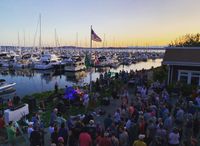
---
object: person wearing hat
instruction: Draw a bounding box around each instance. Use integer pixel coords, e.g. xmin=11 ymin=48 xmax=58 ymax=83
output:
xmin=27 ymin=122 xmax=34 ymax=138
xmin=133 ymin=134 xmax=147 ymax=146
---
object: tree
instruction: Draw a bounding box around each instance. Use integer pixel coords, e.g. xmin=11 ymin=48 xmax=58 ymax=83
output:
xmin=169 ymin=33 xmax=200 ymax=47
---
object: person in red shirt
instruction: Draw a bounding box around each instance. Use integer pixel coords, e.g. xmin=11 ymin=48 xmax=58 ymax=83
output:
xmin=99 ymin=132 xmax=112 ymax=146
xmin=79 ymin=128 xmax=92 ymax=146
xmin=0 ymin=114 xmax=6 ymax=139
xmin=7 ymin=99 xmax=13 ymax=108
xmin=96 ymin=132 xmax=103 ymax=146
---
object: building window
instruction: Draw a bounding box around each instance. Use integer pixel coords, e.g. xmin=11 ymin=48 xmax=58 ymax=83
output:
xmin=179 ymin=75 xmax=188 ymax=84
xmin=191 ymin=76 xmax=199 ymax=86
xmin=178 ymin=70 xmax=200 ymax=86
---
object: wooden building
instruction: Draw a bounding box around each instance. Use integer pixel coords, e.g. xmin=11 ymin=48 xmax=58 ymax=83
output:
xmin=163 ymin=47 xmax=200 ymax=85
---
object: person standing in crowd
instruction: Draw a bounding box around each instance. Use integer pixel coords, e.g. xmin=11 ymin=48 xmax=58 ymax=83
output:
xmin=13 ymin=94 xmax=20 ymax=106
xmin=119 ymin=127 xmax=129 ymax=146
xmin=168 ymin=128 xmax=180 ymax=146
xmin=79 ymin=127 xmax=92 ymax=146
xmin=58 ymin=122 xmax=68 ymax=146
xmin=7 ymin=99 xmax=13 ymax=108
xmin=6 ymin=121 xmax=16 ymax=146
xmin=55 ymin=82 xmax=58 ymax=93
xmin=0 ymin=114 xmax=6 ymax=140
xmin=83 ymin=93 xmax=90 ymax=112
xmin=110 ymin=132 xmax=119 ymax=146
xmin=27 ymin=122 xmax=34 ymax=138
xmin=51 ymin=125 xmax=58 ymax=145
xmin=98 ymin=132 xmax=112 ymax=146
xmin=58 ymin=137 xmax=65 ymax=146
xmin=31 ymin=112 xmax=41 ymax=128
xmin=114 ymin=109 xmax=121 ymax=125
xmin=30 ymin=126 xmax=42 ymax=146
xmin=50 ymin=108 xmax=58 ymax=126
xmin=133 ymin=134 xmax=147 ymax=146
xmin=104 ymin=114 xmax=113 ymax=130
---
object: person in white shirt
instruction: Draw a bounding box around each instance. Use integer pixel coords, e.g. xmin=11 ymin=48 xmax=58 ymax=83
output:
xmin=27 ymin=122 xmax=34 ymax=138
xmin=83 ymin=93 xmax=89 ymax=111
xmin=114 ymin=109 xmax=121 ymax=124
xmin=195 ymin=96 xmax=200 ymax=107
xmin=168 ymin=127 xmax=180 ymax=146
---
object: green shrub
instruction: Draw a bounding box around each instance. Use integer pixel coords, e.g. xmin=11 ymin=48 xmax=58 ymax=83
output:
xmin=153 ymin=66 xmax=168 ymax=82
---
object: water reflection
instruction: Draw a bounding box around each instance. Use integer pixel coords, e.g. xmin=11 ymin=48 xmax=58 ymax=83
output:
xmin=0 ymin=59 xmax=162 ymax=97
xmin=65 ymin=71 xmax=87 ymax=83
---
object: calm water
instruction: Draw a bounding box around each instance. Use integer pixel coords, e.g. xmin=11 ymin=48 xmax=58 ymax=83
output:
xmin=0 ymin=59 xmax=162 ymax=98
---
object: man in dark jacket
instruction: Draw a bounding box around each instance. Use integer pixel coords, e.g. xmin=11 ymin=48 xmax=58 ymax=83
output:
xmin=30 ymin=126 xmax=41 ymax=146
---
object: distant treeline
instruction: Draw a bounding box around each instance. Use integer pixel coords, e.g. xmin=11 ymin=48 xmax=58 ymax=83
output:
xmin=169 ymin=33 xmax=200 ymax=47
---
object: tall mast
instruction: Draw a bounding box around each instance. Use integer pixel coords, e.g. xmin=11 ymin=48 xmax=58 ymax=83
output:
xmin=76 ymin=32 xmax=78 ymax=48
xmin=39 ymin=13 xmax=42 ymax=50
xmin=23 ymin=29 xmax=26 ymax=47
xmin=18 ymin=32 xmax=20 ymax=48
xmin=18 ymin=32 xmax=21 ymax=55
xmin=55 ymin=28 xmax=57 ymax=47
xmin=103 ymin=33 xmax=105 ymax=48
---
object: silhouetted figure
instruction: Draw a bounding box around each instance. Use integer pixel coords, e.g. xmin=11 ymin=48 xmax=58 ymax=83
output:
xmin=55 ymin=82 xmax=58 ymax=93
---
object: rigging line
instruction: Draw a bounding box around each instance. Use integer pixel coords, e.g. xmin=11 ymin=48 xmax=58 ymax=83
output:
xmin=33 ymin=16 xmax=40 ymax=50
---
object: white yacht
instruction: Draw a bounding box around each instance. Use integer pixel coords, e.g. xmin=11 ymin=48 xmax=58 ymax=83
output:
xmin=64 ymin=56 xmax=86 ymax=72
xmin=94 ymin=56 xmax=110 ymax=67
xmin=33 ymin=53 xmax=61 ymax=70
xmin=0 ymin=52 xmax=12 ymax=68
xmin=0 ymin=79 xmax=16 ymax=93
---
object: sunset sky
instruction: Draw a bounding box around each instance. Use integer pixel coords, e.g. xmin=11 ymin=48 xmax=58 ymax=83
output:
xmin=1 ymin=0 xmax=200 ymax=47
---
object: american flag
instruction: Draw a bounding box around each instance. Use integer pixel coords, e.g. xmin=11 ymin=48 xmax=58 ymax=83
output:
xmin=91 ymin=28 xmax=102 ymax=42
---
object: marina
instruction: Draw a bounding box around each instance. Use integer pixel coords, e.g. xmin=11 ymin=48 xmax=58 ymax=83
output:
xmin=2 ymin=1 xmax=200 ymax=146
xmin=0 ymin=57 xmax=162 ymax=97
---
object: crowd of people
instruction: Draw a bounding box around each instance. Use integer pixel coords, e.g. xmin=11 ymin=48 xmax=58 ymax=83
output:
xmin=45 ymin=70 xmax=200 ymax=146
xmin=0 ymin=69 xmax=200 ymax=146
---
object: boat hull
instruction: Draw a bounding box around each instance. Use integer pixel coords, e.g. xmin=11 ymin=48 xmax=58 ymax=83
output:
xmin=0 ymin=83 xmax=16 ymax=93
xmin=64 ymin=66 xmax=86 ymax=72
xmin=33 ymin=64 xmax=53 ymax=70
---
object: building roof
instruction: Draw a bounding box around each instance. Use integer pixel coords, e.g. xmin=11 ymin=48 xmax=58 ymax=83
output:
xmin=163 ymin=47 xmax=200 ymax=66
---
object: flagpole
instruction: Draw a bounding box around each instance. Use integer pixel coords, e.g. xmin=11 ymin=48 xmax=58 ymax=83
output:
xmin=90 ymin=25 xmax=92 ymax=49
xmin=90 ymin=25 xmax=92 ymax=93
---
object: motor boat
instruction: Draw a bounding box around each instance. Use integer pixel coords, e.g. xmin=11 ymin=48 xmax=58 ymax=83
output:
xmin=64 ymin=56 xmax=86 ymax=72
xmin=0 ymin=79 xmax=16 ymax=93
xmin=33 ymin=53 xmax=61 ymax=70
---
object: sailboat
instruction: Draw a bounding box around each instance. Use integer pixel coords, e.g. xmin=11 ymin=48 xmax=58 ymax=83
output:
xmin=64 ymin=32 xmax=86 ymax=72
xmin=33 ymin=15 xmax=61 ymax=70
